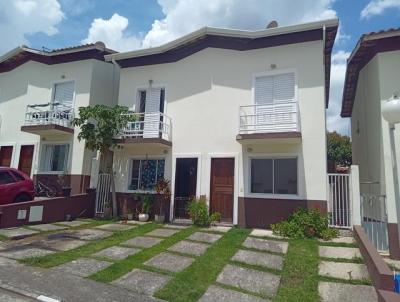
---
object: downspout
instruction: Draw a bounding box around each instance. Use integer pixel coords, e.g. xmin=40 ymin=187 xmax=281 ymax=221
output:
xmin=111 ymin=57 xmax=121 ymax=105
xmin=323 ymin=24 xmax=330 ymax=209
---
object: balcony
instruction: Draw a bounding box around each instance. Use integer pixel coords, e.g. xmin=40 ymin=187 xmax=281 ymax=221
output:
xmin=237 ymin=102 xmax=301 ymax=143
xmin=117 ymin=112 xmax=172 ymax=148
xmin=21 ymin=103 xmax=74 ymax=136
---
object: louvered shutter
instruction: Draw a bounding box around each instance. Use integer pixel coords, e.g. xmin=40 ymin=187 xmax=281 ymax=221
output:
xmin=53 ymin=82 xmax=74 ymax=108
xmin=255 ymin=76 xmax=274 ymax=131
xmin=143 ymin=87 xmax=161 ymax=138
xmin=254 ymin=72 xmax=296 ymax=132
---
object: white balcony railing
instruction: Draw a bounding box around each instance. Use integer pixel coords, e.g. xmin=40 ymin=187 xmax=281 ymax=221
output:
xmin=24 ymin=103 xmax=74 ymax=128
xmin=122 ymin=112 xmax=172 ymax=141
xmin=239 ymin=101 xmax=299 ymax=134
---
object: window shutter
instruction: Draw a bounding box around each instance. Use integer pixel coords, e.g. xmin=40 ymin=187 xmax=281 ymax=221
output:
xmin=273 ymin=73 xmax=295 ymax=103
xmin=254 ymin=72 xmax=296 ymax=132
xmin=254 ymin=76 xmax=273 ymax=106
xmin=53 ymin=82 xmax=74 ymax=108
xmin=143 ymin=88 xmax=161 ymax=138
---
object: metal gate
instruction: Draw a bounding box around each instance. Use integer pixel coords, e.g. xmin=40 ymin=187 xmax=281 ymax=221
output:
xmin=361 ymin=194 xmax=388 ymax=252
xmin=95 ymin=173 xmax=111 ymax=214
xmin=327 ymin=173 xmax=352 ymax=228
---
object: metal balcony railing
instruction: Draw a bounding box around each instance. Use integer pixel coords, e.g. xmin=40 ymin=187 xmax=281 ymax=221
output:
xmin=239 ymin=101 xmax=299 ymax=134
xmin=24 ymin=102 xmax=74 ymax=128
xmin=122 ymin=111 xmax=172 ymax=141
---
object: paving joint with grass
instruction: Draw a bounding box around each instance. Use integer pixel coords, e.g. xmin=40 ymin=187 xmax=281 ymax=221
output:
xmin=88 ymin=227 xmax=197 ymax=283
xmin=20 ymin=222 xmax=159 ymax=268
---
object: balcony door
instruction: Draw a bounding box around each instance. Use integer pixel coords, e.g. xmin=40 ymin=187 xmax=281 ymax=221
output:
xmin=53 ymin=81 xmax=74 ymax=109
xmin=254 ymin=72 xmax=296 ymax=132
xmin=138 ymin=88 xmax=165 ymax=138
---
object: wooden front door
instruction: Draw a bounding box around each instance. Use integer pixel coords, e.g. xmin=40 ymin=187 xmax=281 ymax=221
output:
xmin=18 ymin=145 xmax=34 ymax=176
xmin=0 ymin=146 xmax=13 ymax=167
xmin=174 ymin=158 xmax=198 ymax=219
xmin=210 ymin=158 xmax=234 ymax=222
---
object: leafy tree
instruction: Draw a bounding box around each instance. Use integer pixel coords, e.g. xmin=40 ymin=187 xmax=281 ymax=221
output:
xmin=327 ymin=131 xmax=352 ymax=166
xmin=73 ymin=105 xmax=135 ymax=217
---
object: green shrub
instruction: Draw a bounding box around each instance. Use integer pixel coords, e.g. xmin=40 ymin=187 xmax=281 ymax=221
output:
xmin=187 ymin=197 xmax=221 ymax=227
xmin=271 ymin=208 xmax=339 ymax=240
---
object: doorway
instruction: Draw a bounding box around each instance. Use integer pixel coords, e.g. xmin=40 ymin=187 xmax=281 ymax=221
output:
xmin=18 ymin=145 xmax=34 ymax=176
xmin=174 ymin=158 xmax=198 ymax=219
xmin=210 ymin=158 xmax=234 ymax=222
xmin=0 ymin=146 xmax=13 ymax=167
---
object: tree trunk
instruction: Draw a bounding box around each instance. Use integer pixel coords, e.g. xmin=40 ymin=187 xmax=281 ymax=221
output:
xmin=99 ymin=149 xmax=117 ymax=218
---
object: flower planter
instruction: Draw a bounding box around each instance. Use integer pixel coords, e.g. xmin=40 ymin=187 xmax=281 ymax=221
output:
xmin=155 ymin=214 xmax=165 ymax=223
xmin=127 ymin=213 xmax=134 ymax=220
xmin=138 ymin=213 xmax=149 ymax=222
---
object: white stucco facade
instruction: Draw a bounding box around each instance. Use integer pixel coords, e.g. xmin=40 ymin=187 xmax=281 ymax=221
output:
xmin=351 ymin=50 xmax=400 ymax=224
xmin=0 ymin=58 xmax=117 ymax=190
xmin=113 ymin=41 xmax=329 ymax=224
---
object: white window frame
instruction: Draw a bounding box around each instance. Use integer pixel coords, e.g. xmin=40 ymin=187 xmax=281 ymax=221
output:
xmin=248 ymin=155 xmax=299 ymax=199
xmin=50 ymin=79 xmax=76 ymax=109
xmin=127 ymin=156 xmax=166 ymax=193
xmin=252 ymin=68 xmax=298 ymax=106
xmin=134 ymin=84 xmax=167 ymax=114
xmin=38 ymin=141 xmax=72 ymax=175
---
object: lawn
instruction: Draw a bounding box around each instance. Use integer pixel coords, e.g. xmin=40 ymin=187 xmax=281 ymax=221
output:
xmin=20 ymin=222 xmax=364 ymax=302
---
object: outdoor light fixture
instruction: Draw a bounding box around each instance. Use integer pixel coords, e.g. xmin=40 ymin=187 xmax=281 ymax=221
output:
xmin=382 ymin=92 xmax=400 ymax=124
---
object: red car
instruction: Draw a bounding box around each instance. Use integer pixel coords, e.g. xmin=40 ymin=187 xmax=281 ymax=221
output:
xmin=0 ymin=167 xmax=35 ymax=204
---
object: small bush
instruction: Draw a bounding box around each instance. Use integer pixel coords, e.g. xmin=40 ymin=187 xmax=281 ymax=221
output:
xmin=187 ymin=197 xmax=221 ymax=227
xmin=271 ymin=208 xmax=339 ymax=240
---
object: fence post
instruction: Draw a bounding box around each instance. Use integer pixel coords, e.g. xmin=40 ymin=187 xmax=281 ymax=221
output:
xmin=351 ymin=165 xmax=361 ymax=226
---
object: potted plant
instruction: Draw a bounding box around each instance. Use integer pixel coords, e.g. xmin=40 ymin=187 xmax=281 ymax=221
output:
xmin=154 ymin=178 xmax=171 ymax=223
xmin=138 ymin=194 xmax=153 ymax=222
xmin=103 ymin=200 xmax=112 ymax=219
xmin=58 ymin=170 xmax=72 ymax=197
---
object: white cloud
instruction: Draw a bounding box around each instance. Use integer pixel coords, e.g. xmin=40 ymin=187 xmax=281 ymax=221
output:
xmin=142 ymin=0 xmax=338 ymax=48
xmin=326 ymin=50 xmax=351 ymax=135
xmin=361 ymin=0 xmax=400 ymax=19
xmin=0 ymin=0 xmax=64 ymax=54
xmin=81 ymin=13 xmax=141 ymax=51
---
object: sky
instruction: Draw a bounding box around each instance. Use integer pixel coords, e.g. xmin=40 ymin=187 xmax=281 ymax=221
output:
xmin=1 ymin=0 xmax=399 ymax=135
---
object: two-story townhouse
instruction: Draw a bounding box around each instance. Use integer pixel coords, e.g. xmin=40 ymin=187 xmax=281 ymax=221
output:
xmin=106 ymin=19 xmax=338 ymax=227
xmin=341 ymin=28 xmax=400 ymax=257
xmin=0 ymin=42 xmax=118 ymax=196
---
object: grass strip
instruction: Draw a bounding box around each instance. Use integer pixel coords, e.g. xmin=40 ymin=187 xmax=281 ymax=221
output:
xmin=21 ymin=222 xmax=158 ymax=268
xmin=274 ymin=239 xmax=320 ymax=302
xmin=155 ymin=227 xmax=250 ymax=302
xmin=89 ymin=226 xmax=197 ymax=282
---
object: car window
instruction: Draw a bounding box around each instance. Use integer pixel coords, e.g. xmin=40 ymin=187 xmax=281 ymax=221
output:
xmin=0 ymin=171 xmax=16 ymax=185
xmin=10 ymin=171 xmax=25 ymax=182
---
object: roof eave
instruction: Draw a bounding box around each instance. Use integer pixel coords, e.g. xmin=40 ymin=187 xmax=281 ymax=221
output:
xmin=105 ymin=18 xmax=339 ymax=62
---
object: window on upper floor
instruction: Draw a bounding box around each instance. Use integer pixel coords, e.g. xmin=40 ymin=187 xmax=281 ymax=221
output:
xmin=254 ymin=72 xmax=295 ymax=106
xmin=136 ymin=88 xmax=165 ymax=114
xmin=250 ymin=157 xmax=298 ymax=195
xmin=40 ymin=144 xmax=69 ymax=173
xmin=53 ymin=81 xmax=75 ymax=108
xmin=129 ymin=159 xmax=165 ymax=191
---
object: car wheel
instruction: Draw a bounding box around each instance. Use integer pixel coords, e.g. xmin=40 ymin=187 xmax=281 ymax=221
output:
xmin=14 ymin=193 xmax=32 ymax=203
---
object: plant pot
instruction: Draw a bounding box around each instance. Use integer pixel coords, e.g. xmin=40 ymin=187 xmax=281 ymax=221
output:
xmin=127 ymin=213 xmax=134 ymax=220
xmin=103 ymin=207 xmax=112 ymax=219
xmin=62 ymin=187 xmax=72 ymax=197
xmin=155 ymin=214 xmax=165 ymax=223
xmin=138 ymin=213 xmax=149 ymax=222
